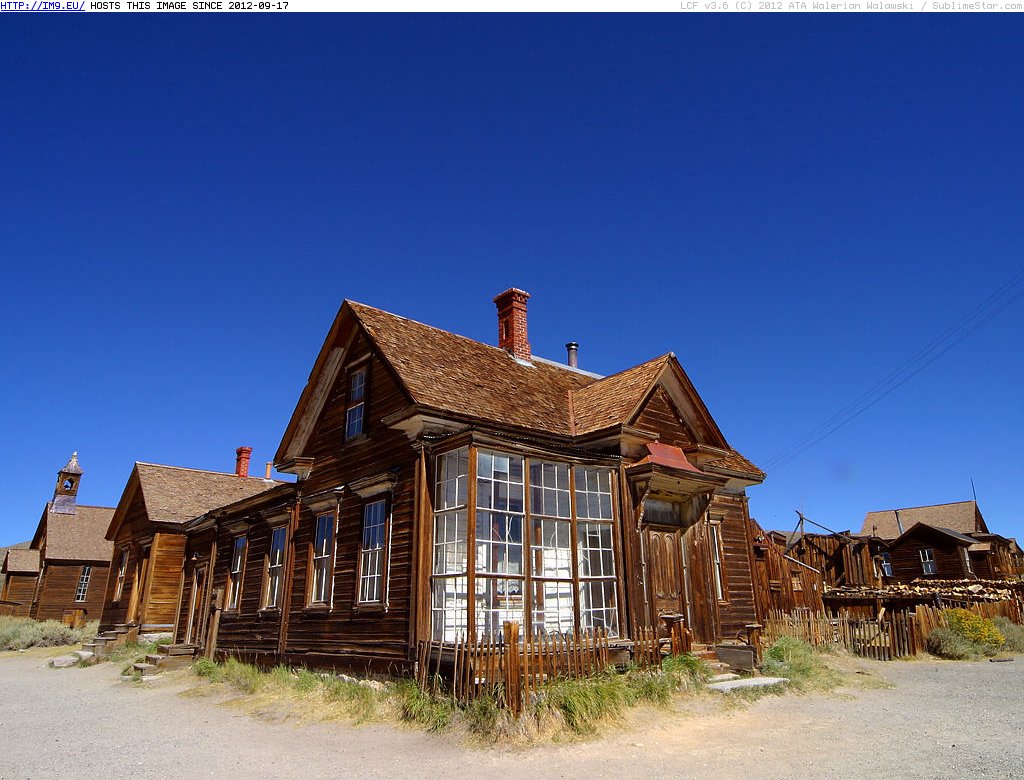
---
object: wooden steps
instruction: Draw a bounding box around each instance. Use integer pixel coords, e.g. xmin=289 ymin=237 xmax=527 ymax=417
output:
xmin=128 ymin=643 xmax=198 ymax=678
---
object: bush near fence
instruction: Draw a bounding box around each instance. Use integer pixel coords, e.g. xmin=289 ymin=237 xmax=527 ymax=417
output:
xmin=762 ymin=599 xmax=1022 ymax=661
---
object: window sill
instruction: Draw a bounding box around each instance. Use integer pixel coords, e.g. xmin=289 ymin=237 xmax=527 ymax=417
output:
xmin=304 ymin=604 xmax=331 ymax=614
xmin=344 ymin=434 xmax=369 ymax=446
xmin=354 ymin=602 xmax=387 ymax=614
xmin=258 ymin=607 xmax=281 ymax=616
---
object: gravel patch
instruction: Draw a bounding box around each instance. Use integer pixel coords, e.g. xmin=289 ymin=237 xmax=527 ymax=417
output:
xmin=0 ymin=654 xmax=1020 ymax=779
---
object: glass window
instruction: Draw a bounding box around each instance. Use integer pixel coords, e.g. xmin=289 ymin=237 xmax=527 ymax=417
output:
xmin=709 ymin=523 xmax=725 ymax=601
xmin=75 ymin=565 xmax=92 ymax=602
xmin=429 ymin=449 xmax=619 ymax=641
xmin=113 ymin=548 xmax=129 ymax=601
xmin=345 ymin=366 xmax=367 ymax=440
xmin=310 ymin=513 xmax=334 ymax=604
xmin=878 ymin=552 xmax=893 ymax=578
xmin=228 ymin=536 xmax=247 ymax=609
xmin=919 ymin=548 xmax=937 ymax=575
xmin=358 ymin=499 xmax=388 ymax=603
xmin=264 ymin=527 xmax=287 ymax=608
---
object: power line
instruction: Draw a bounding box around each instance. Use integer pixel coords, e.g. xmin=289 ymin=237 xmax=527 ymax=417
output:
xmin=760 ymin=267 xmax=1024 ymax=473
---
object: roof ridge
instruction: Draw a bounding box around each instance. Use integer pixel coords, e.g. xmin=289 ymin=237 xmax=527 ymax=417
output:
xmin=571 ymin=353 xmax=672 ymax=396
xmin=136 ymin=461 xmax=275 ymax=480
xmin=73 ymin=504 xmax=116 ymax=510
xmin=349 ymin=299 xmax=606 ymax=377
xmin=865 ymin=500 xmax=975 ymax=514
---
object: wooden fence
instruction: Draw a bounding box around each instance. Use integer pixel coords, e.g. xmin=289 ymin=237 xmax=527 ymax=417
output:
xmin=763 ymin=599 xmax=1021 ymax=661
xmin=416 ymin=621 xmax=685 ymax=713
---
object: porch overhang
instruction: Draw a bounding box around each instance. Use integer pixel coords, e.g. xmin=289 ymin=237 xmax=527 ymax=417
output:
xmin=625 ymin=443 xmax=728 ymax=497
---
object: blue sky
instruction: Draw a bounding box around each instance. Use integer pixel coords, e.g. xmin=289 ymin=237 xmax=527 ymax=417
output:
xmin=2 ymin=16 xmax=1021 ymax=546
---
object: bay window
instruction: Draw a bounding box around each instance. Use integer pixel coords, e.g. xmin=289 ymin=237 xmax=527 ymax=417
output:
xmin=430 ymin=446 xmax=620 ymax=642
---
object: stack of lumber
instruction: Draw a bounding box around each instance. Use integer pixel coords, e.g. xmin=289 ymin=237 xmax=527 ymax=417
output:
xmin=825 ymin=579 xmax=1024 ymax=603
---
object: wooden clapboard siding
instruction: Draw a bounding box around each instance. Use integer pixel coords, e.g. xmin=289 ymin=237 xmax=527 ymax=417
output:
xmin=633 ymin=387 xmax=695 ymax=448
xmin=99 ymin=498 xmax=150 ymax=631
xmin=137 ymin=532 xmax=186 ymax=630
xmin=710 ymin=493 xmax=758 ymax=640
xmin=2 ymin=574 xmax=38 ymax=617
xmin=33 ymin=561 xmax=110 ymax=622
xmin=889 ymin=528 xmax=971 ymax=582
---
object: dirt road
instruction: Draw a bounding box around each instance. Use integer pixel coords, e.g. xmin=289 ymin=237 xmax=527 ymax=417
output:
xmin=0 ymin=652 xmax=1020 ymax=780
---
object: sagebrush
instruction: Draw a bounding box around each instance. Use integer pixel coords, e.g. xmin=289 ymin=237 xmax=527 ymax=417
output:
xmin=0 ymin=616 xmax=98 ymax=651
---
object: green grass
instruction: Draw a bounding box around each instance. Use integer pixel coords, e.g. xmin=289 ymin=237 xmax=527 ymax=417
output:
xmin=757 ymin=636 xmax=842 ymax=694
xmin=0 ymin=616 xmax=98 ymax=651
xmin=105 ymin=634 xmax=173 ymax=666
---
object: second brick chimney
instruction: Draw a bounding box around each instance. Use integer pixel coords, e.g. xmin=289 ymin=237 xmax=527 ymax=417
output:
xmin=235 ymin=446 xmax=252 ymax=478
xmin=494 ymin=288 xmax=531 ymax=361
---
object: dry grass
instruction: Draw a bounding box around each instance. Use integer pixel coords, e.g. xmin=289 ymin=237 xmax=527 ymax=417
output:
xmin=188 ymin=653 xmax=713 ymax=743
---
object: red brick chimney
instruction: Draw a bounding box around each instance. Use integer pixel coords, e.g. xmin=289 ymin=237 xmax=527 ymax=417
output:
xmin=494 ymin=288 xmax=531 ymax=361
xmin=235 ymin=446 xmax=252 ymax=478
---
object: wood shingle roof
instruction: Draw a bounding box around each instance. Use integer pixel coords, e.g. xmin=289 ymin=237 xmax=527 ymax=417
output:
xmin=40 ymin=505 xmax=115 ymax=562
xmin=861 ymin=501 xmax=986 ymax=540
xmin=133 ymin=463 xmax=281 ymax=526
xmin=2 ymin=547 xmax=40 ymax=574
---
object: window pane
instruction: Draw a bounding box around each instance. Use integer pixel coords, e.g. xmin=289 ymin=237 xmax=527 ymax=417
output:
xmin=579 ymin=580 xmax=619 ymax=637
xmin=350 ymin=367 xmax=366 ymax=402
xmin=474 ymin=577 xmax=524 ymax=639
xmin=578 ymin=522 xmax=615 ymax=578
xmin=529 ymin=461 xmax=570 ymax=518
xmin=345 ymin=403 xmax=364 ymax=439
xmin=431 ymin=576 xmax=468 ymax=642
xmin=575 ymin=466 xmax=614 ymax=520
xmin=359 ymin=500 xmax=387 ymax=603
xmin=475 ymin=511 xmax=523 ymax=575
xmin=477 ymin=450 xmax=523 ymax=514
xmin=530 ymin=517 xmax=572 ymax=579
xmin=531 ymin=580 xmax=575 ymax=635
xmin=435 ymin=448 xmax=468 ymax=510
xmin=433 ymin=510 xmax=467 ymax=575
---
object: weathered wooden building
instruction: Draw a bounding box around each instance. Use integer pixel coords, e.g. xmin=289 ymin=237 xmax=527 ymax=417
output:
xmin=862 ymin=501 xmax=1024 ymax=582
xmin=179 ymin=290 xmax=770 ymax=671
xmin=768 ymin=530 xmax=880 ymax=589
xmin=19 ymin=454 xmax=115 ymax=623
xmin=99 ymin=450 xmax=279 ymax=635
xmin=0 ymin=548 xmax=40 ymax=617
xmin=882 ymin=523 xmax=977 ymax=582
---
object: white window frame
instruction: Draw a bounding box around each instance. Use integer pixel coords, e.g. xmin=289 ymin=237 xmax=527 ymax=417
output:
xmin=113 ymin=548 xmax=129 ymax=601
xmin=263 ymin=526 xmax=287 ymax=609
xmin=227 ymin=536 xmax=247 ymax=610
xmin=310 ymin=512 xmax=335 ymax=605
xmin=345 ymin=366 xmax=367 ymax=440
xmin=75 ymin=565 xmax=92 ymax=602
xmin=878 ymin=552 xmax=893 ymax=578
xmin=357 ymin=498 xmax=390 ymax=605
xmin=919 ymin=547 xmax=937 ymax=575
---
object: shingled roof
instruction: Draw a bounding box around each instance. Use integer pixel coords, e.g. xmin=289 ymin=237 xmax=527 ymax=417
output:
xmin=133 ymin=463 xmax=280 ymax=526
xmin=861 ymin=501 xmax=986 ymax=540
xmin=2 ymin=548 xmax=40 ymax=574
xmin=283 ymin=299 xmax=763 ymax=480
xmin=570 ymin=355 xmax=671 ymax=435
xmin=40 ymin=505 xmax=115 ymax=562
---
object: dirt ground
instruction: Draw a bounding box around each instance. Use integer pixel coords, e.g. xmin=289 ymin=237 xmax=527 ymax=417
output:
xmin=0 ymin=650 xmax=1021 ymax=780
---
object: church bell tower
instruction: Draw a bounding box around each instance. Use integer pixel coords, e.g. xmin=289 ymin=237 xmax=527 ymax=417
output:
xmin=52 ymin=452 xmax=83 ymax=515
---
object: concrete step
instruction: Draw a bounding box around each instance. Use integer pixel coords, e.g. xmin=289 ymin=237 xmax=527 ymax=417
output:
xmin=157 ymin=644 xmax=196 ymax=657
xmin=73 ymin=650 xmax=95 ymax=662
xmin=49 ymin=655 xmax=79 ymax=668
xmin=132 ymin=662 xmax=158 ymax=677
xmin=709 ymin=673 xmax=740 ymax=683
xmin=707 ymin=676 xmax=788 ymax=693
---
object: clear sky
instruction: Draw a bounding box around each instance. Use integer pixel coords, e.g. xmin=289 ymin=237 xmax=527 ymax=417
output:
xmin=2 ymin=16 xmax=1021 ymax=548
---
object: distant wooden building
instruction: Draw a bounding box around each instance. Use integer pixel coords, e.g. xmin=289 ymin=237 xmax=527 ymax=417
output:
xmin=882 ymin=523 xmax=976 ymax=582
xmin=0 ymin=548 xmax=40 ymax=617
xmin=862 ymin=501 xmax=1024 ymax=582
xmin=178 ymin=290 xmax=771 ymax=672
xmin=20 ymin=454 xmax=115 ymax=623
xmin=768 ymin=530 xmax=880 ymax=589
xmin=99 ymin=451 xmax=279 ymax=635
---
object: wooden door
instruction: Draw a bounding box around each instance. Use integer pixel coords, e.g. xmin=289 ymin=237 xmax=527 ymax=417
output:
xmin=646 ymin=526 xmax=685 ymax=619
xmin=127 ymin=545 xmax=150 ymax=625
xmin=186 ymin=564 xmax=210 ymax=647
